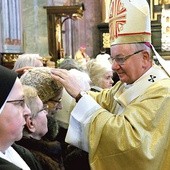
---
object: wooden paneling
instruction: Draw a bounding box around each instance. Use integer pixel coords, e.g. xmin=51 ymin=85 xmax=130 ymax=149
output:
xmin=44 ymin=5 xmax=84 ymax=62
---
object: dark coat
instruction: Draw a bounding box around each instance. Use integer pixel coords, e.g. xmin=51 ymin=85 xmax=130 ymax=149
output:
xmin=64 ymin=145 xmax=90 ymax=170
xmin=16 ymin=137 xmax=64 ymax=170
xmin=0 ymin=143 xmax=43 ymax=170
xmin=56 ymin=126 xmax=90 ymax=170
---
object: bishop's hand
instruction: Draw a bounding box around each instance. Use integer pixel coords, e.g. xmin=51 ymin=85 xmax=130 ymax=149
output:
xmin=51 ymin=68 xmax=82 ymax=99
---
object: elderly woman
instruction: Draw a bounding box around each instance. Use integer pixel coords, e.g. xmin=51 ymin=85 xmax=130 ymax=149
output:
xmin=86 ymin=59 xmax=113 ymax=91
xmin=13 ymin=54 xmax=43 ymax=77
xmin=13 ymin=54 xmax=43 ymax=70
xmin=0 ymin=65 xmax=42 ymax=170
xmin=16 ymin=85 xmax=64 ymax=170
xmin=19 ymin=67 xmax=64 ymax=170
xmin=20 ymin=67 xmax=63 ymax=116
xmin=22 ymin=85 xmax=48 ymax=139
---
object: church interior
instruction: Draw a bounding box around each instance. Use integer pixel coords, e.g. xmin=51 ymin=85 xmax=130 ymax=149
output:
xmin=0 ymin=0 xmax=170 ymax=69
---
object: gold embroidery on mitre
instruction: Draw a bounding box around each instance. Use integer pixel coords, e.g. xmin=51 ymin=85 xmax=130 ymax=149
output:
xmin=109 ymin=0 xmax=127 ymax=42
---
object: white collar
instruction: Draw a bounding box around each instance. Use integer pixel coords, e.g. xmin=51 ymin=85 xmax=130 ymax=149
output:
xmin=0 ymin=146 xmax=30 ymax=170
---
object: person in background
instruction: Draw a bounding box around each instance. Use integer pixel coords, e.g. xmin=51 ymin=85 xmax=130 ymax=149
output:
xmin=20 ymin=67 xmax=63 ymax=116
xmin=59 ymin=58 xmax=82 ymax=71
xmin=95 ymin=48 xmax=120 ymax=86
xmin=95 ymin=47 xmax=111 ymax=63
xmin=13 ymin=54 xmax=43 ymax=77
xmin=16 ymin=85 xmax=64 ymax=170
xmin=57 ymin=58 xmax=91 ymax=128
xmin=0 ymin=65 xmax=42 ymax=170
xmin=86 ymin=59 xmax=113 ymax=91
xmin=74 ymin=46 xmax=90 ymax=70
xmin=55 ymin=58 xmax=91 ymax=170
xmin=20 ymin=67 xmax=65 ymax=169
xmin=50 ymin=0 xmax=170 ymax=169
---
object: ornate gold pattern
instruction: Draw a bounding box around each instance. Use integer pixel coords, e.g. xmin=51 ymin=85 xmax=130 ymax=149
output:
xmin=103 ymin=33 xmax=110 ymax=48
xmin=150 ymin=0 xmax=162 ymax=21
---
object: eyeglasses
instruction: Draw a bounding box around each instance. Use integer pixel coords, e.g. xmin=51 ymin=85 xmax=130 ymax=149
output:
xmin=7 ymin=99 xmax=25 ymax=108
xmin=48 ymin=98 xmax=62 ymax=105
xmin=30 ymin=104 xmax=49 ymax=118
xmin=36 ymin=104 xmax=49 ymax=115
xmin=26 ymin=104 xmax=49 ymax=119
xmin=109 ymin=50 xmax=144 ymax=65
xmin=46 ymin=98 xmax=62 ymax=110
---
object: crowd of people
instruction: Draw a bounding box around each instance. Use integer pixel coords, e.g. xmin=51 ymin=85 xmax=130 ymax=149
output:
xmin=1 ymin=0 xmax=170 ymax=170
xmin=18 ymin=68 xmax=64 ymax=170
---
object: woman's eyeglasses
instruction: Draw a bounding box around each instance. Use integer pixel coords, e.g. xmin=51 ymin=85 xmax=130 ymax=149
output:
xmin=7 ymin=99 xmax=25 ymax=108
xmin=36 ymin=104 xmax=49 ymax=114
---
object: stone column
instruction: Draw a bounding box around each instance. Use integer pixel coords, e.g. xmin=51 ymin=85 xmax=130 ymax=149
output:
xmin=71 ymin=0 xmax=102 ymax=58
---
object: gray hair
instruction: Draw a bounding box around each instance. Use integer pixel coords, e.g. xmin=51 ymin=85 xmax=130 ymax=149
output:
xmin=133 ymin=43 xmax=152 ymax=58
xmin=13 ymin=54 xmax=43 ymax=71
xmin=86 ymin=59 xmax=112 ymax=87
xmin=23 ymin=85 xmax=40 ymax=118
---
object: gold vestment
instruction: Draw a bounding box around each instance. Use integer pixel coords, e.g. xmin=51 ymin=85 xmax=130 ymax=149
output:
xmin=89 ymin=79 xmax=170 ymax=170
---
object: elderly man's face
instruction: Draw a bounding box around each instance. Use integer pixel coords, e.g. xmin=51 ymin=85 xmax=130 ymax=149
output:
xmin=110 ymin=44 xmax=151 ymax=84
xmin=45 ymin=88 xmax=63 ymax=116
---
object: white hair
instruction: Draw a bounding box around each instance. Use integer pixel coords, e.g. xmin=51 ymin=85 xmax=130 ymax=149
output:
xmin=13 ymin=54 xmax=43 ymax=71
